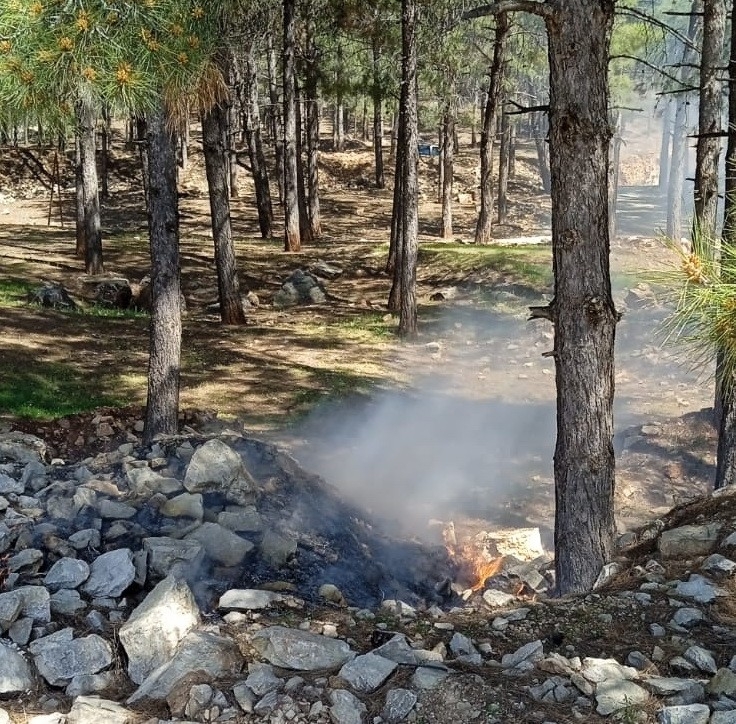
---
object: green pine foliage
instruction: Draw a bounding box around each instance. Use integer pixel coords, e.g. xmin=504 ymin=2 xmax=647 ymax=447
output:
xmin=657 ymin=228 xmax=736 ymax=389
xmin=0 ymin=0 xmax=227 ymax=128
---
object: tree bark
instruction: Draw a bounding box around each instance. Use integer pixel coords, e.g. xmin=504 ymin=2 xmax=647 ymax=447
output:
xmin=295 ymin=82 xmax=313 ymax=244
xmin=394 ymin=0 xmax=419 ymax=337
xmin=716 ymin=0 xmax=736 ymax=488
xmin=658 ymin=99 xmax=672 ymax=191
xmin=372 ymin=37 xmax=385 ymax=189
xmin=267 ymin=33 xmax=285 ymax=205
xmin=667 ymin=2 xmax=702 ymax=241
xmin=76 ymin=97 xmax=103 ymax=274
xmin=497 ymin=107 xmax=510 ymax=223
xmin=534 ymin=112 xmax=552 ymax=193
xmin=283 ymin=0 xmax=301 ymax=251
xmin=143 ymin=107 xmax=182 ymax=445
xmin=694 ymin=0 xmax=726 ymax=245
xmin=441 ymin=107 xmax=454 ymax=238
xmin=475 ymin=14 xmax=509 ymax=245
xmin=202 ymin=86 xmax=246 ymax=325
xmin=75 ymin=131 xmax=85 ymax=259
xmin=546 ymin=0 xmax=618 ymax=595
xmin=304 ymin=10 xmax=322 ymax=240
xmin=243 ymin=47 xmax=274 ymax=239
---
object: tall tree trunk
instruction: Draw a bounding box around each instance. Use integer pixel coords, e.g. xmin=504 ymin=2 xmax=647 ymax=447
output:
xmin=716 ymin=0 xmax=736 ymax=488
xmin=509 ymin=118 xmax=517 ymax=177
xmin=534 ymin=112 xmax=552 ymax=193
xmin=667 ymin=3 xmax=702 ymax=241
xmin=202 ymin=79 xmax=246 ymax=325
xmin=304 ymin=9 xmax=322 ymax=240
xmin=546 ymin=0 xmax=618 ymax=595
xmin=143 ymin=107 xmax=182 ymax=445
xmin=295 ymin=83 xmax=312 ymax=243
xmin=475 ymin=14 xmax=509 ymax=244
xmin=267 ymin=32 xmax=285 ymax=205
xmin=658 ymin=99 xmax=673 ymax=191
xmin=100 ymin=105 xmax=110 ymax=201
xmin=694 ymin=0 xmax=726 ymax=245
xmin=76 ymin=97 xmax=103 ymax=275
xmin=283 ymin=0 xmax=301 ymax=251
xmin=372 ymin=37 xmax=385 ymax=189
xmin=387 ymin=133 xmax=404 ymax=286
xmin=75 ymin=131 xmax=85 ymax=259
xmin=497 ymin=107 xmax=510 ymax=223
xmin=137 ymin=116 xmax=150 ymax=213
xmin=608 ymin=111 xmax=622 ymax=239
xmin=243 ymin=47 xmax=274 ymax=239
xmin=441 ymin=106 xmax=454 ymax=238
xmin=394 ymin=0 xmax=419 ymax=338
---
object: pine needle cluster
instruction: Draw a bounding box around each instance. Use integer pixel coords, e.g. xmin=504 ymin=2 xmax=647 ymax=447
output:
xmin=0 ymin=0 xmax=226 ymax=130
xmin=656 ymin=226 xmax=736 ymax=390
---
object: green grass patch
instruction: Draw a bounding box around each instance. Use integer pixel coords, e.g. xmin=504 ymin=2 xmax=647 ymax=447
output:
xmin=287 ymin=368 xmax=375 ymax=417
xmin=331 ymin=313 xmax=394 ymax=340
xmin=419 ymin=242 xmax=553 ymax=290
xmin=0 ymin=278 xmax=35 ymax=306
xmin=0 ymin=361 xmax=125 ymax=419
xmin=71 ymin=305 xmax=149 ymax=320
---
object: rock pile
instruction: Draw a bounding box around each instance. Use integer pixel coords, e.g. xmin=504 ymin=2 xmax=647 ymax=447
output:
xmin=0 ymin=428 xmax=735 ymax=723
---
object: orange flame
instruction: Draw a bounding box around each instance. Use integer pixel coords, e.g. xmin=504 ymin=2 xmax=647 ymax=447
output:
xmin=469 ymin=555 xmax=505 ymax=591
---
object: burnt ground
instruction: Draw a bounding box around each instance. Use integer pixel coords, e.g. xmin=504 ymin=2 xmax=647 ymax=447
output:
xmin=0 ymin=126 xmax=714 ymax=555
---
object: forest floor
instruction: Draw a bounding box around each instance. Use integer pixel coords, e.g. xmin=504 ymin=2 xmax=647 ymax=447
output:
xmin=0 ymin=128 xmax=713 ymax=553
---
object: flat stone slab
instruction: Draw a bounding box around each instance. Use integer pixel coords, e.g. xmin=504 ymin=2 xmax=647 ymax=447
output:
xmin=252 ymin=626 xmax=355 ymax=671
xmin=82 ymin=549 xmax=135 ymax=598
xmin=338 ymin=653 xmax=398 ymax=693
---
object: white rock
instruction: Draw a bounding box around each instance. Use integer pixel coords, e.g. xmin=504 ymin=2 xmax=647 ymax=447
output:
xmin=252 ymin=626 xmax=355 ymax=671
xmin=659 ymin=524 xmax=722 ymax=558
xmin=595 ymin=679 xmax=649 ymax=715
xmin=581 ymin=657 xmax=639 ymax=683
xmin=66 ymin=696 xmax=135 ymax=724
xmin=218 ymin=589 xmax=283 ymax=611
xmin=119 ymin=575 xmax=200 ymax=685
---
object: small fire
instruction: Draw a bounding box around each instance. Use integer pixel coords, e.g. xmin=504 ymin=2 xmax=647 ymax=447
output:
xmin=442 ymin=521 xmax=505 ymax=592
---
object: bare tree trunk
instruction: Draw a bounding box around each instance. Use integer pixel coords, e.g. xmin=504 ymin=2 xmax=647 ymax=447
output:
xmin=137 ymin=116 xmax=150 ymax=213
xmin=100 ymin=105 xmax=110 ymax=201
xmin=267 ymin=32 xmax=285 ymax=205
xmin=475 ymin=14 xmax=509 ymax=244
xmin=658 ymin=99 xmax=672 ymax=191
xmin=143 ymin=107 xmax=182 ymax=445
xmin=667 ymin=2 xmax=702 ymax=241
xmin=441 ymin=106 xmax=454 ymax=238
xmin=304 ymin=9 xmax=322 ymax=239
xmin=393 ymin=0 xmax=419 ymax=338
xmin=75 ymin=132 xmax=85 ymax=259
xmin=694 ymin=0 xmax=726 ymax=245
xmin=497 ymin=107 xmax=510 ymax=223
xmin=243 ymin=47 xmax=274 ymax=239
xmin=76 ymin=97 xmax=103 ymax=274
xmin=387 ymin=135 xmax=404 ymax=285
xmin=509 ymin=118 xmax=517 ymax=177
xmin=716 ymin=0 xmax=736 ymax=488
xmin=372 ymin=37 xmax=385 ymax=189
xmin=546 ymin=0 xmax=618 ymax=595
xmin=608 ymin=111 xmax=622 ymax=239
xmin=202 ymin=73 xmax=246 ymax=325
xmin=534 ymin=112 xmax=552 ymax=193
xmin=283 ymin=0 xmax=301 ymax=251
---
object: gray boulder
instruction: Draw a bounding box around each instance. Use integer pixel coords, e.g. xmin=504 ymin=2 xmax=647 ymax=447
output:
xmin=383 ymin=688 xmax=418 ymax=723
xmin=66 ymin=696 xmax=135 ymax=724
xmin=127 ymin=630 xmax=243 ymax=703
xmin=329 ymin=689 xmax=366 ymax=724
xmin=657 ymin=704 xmax=711 ymax=724
xmin=595 ymin=679 xmax=649 ymax=715
xmin=119 ymin=576 xmax=200 ymax=685
xmin=44 ymin=557 xmax=90 ymax=592
xmin=29 ymin=282 xmax=76 ymax=309
xmin=252 ymin=626 xmax=355 ymax=671
xmin=142 ymin=536 xmax=205 ymax=578
xmin=82 ymin=549 xmax=135 ymax=598
xmin=0 ymin=586 xmax=50 ymax=623
xmin=339 ymin=653 xmax=398 ymax=693
xmin=273 ymin=270 xmax=327 ymax=308
xmin=30 ymin=629 xmax=113 ymax=687
xmin=185 ymin=523 xmax=254 ymax=567
xmin=0 ymin=640 xmax=34 ymax=694
xmin=659 ymin=524 xmax=722 ymax=559
xmin=183 ymin=439 xmax=256 ymax=505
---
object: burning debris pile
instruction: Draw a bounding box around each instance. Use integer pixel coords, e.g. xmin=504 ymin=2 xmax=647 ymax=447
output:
xmin=1 ymin=427 xmax=736 ymax=723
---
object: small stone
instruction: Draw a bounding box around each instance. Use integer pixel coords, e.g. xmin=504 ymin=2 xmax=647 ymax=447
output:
xmin=684 ymin=645 xmax=717 ymax=674
xmin=8 ymin=548 xmax=43 ymax=572
xmin=659 ymin=524 xmax=722 ymax=559
xmin=251 ymin=626 xmax=354 ymax=671
xmin=411 ymin=666 xmax=449 ymax=689
xmin=218 ymin=589 xmax=283 ymax=611
xmin=707 ymin=668 xmax=736 ymax=697
xmin=595 ymin=679 xmax=649 ymax=715
xmin=98 ymin=499 xmax=137 ymax=520
xmin=501 ymin=640 xmax=544 ymax=668
xmin=0 ymin=640 xmax=34 ymax=694
xmin=30 ymin=629 xmax=113 ymax=686
xmin=673 ymin=574 xmax=723 ymax=604
xmin=185 ymin=522 xmax=254 ymax=567
xmin=657 ymin=704 xmax=710 ymax=724
xmin=66 ymin=696 xmax=134 ymax=724
xmin=671 ymin=608 xmax=704 ymax=628
xmin=50 ymin=589 xmax=86 ymax=615
xmin=329 ymin=689 xmax=366 ymax=724
xmin=383 ymin=688 xmax=418 ymax=723
xmin=245 ymin=663 xmax=284 ymax=697
xmin=161 ymin=492 xmax=203 ymax=520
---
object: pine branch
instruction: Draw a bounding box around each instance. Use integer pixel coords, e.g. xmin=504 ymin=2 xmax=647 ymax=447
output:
xmin=610 ymin=54 xmax=692 ymax=88
xmin=462 ymin=1 xmax=552 ymax=21
xmin=507 ymin=100 xmax=548 ymax=115
xmin=616 ymin=6 xmax=699 ymax=52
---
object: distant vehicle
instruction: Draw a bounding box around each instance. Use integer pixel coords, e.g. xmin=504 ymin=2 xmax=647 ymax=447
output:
xmin=418 ymin=143 xmax=440 ymax=158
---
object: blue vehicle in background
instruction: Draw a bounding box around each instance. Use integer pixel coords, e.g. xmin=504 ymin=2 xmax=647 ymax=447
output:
xmin=418 ymin=143 xmax=440 ymax=158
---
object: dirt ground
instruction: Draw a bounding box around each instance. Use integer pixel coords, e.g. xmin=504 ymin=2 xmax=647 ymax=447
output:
xmin=0 ymin=128 xmax=714 ymax=554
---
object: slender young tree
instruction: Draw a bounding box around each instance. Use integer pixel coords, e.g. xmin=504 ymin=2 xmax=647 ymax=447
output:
xmin=441 ymin=102 xmax=454 ymax=238
xmin=283 ymin=0 xmax=302 ymax=251
xmin=475 ymin=13 xmax=509 ymax=245
xmin=202 ymin=56 xmax=246 ymax=325
xmin=304 ymin=4 xmax=322 ymax=239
